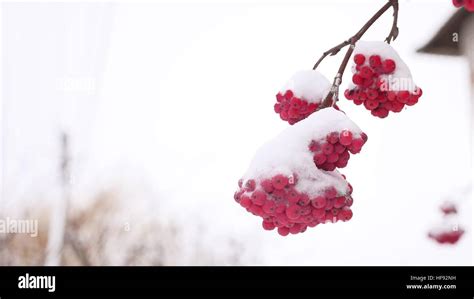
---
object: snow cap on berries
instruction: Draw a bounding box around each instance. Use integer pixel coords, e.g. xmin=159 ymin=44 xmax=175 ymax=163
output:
xmin=428 ymin=214 xmax=465 ymax=245
xmin=236 ymin=109 xmax=363 ymax=236
xmin=243 ymin=108 xmax=361 ymax=197
xmin=349 ymin=41 xmax=418 ymax=93
xmin=280 ymin=70 xmax=332 ymax=104
xmin=274 ymin=70 xmax=332 ymax=125
xmin=345 ymin=41 xmax=423 ymax=118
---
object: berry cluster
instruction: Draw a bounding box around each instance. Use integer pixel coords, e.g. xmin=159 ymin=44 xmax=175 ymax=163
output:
xmin=309 ymin=130 xmax=367 ymax=171
xmin=273 ymin=70 xmax=332 ymax=125
xmin=235 ymin=108 xmax=364 ymax=236
xmin=452 ymin=0 xmax=474 ymax=11
xmin=428 ymin=229 xmax=465 ymax=245
xmin=234 ymin=173 xmax=353 ymax=236
xmin=440 ymin=202 xmax=457 ymax=215
xmin=344 ymin=53 xmax=423 ymax=118
xmin=274 ymin=90 xmax=320 ymax=125
xmin=428 ymin=202 xmax=464 ymax=245
xmin=275 ymin=91 xmax=342 ymax=125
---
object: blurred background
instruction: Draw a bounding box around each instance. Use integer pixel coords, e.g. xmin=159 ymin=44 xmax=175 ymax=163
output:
xmin=0 ymin=0 xmax=472 ymax=265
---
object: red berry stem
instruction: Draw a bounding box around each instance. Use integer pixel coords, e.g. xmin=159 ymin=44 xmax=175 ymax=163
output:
xmin=313 ymin=0 xmax=399 ymax=108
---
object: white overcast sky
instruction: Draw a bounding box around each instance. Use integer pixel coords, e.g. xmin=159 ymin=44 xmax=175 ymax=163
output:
xmin=1 ymin=0 xmax=473 ymax=265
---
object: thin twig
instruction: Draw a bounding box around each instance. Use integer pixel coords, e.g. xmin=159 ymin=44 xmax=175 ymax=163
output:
xmin=313 ymin=0 xmax=397 ymax=71
xmin=385 ymin=0 xmax=399 ymax=43
xmin=64 ymin=232 xmax=92 ymax=266
xmin=312 ymin=40 xmax=351 ymax=70
xmin=323 ymin=44 xmax=355 ymax=108
xmin=317 ymin=0 xmax=399 ymax=108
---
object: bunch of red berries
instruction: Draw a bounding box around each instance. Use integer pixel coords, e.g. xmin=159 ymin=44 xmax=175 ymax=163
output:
xmin=428 ymin=201 xmax=465 ymax=245
xmin=274 ymin=70 xmax=332 ymax=125
xmin=344 ymin=42 xmax=423 ymax=118
xmin=275 ymin=90 xmax=321 ymax=125
xmin=234 ymin=0 xmax=430 ymax=239
xmin=452 ymin=0 xmax=474 ymax=11
xmin=235 ymin=173 xmax=353 ymax=236
xmin=428 ymin=227 xmax=465 ymax=245
xmin=310 ymin=130 xmax=367 ymax=171
xmin=235 ymin=108 xmax=363 ymax=236
xmin=440 ymin=202 xmax=457 ymax=215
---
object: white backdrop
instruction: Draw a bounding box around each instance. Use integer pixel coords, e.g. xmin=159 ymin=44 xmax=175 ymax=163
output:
xmin=1 ymin=0 xmax=472 ymax=265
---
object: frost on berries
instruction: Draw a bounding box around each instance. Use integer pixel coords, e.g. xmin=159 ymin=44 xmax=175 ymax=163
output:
xmin=234 ymin=108 xmax=362 ymax=236
xmin=428 ymin=202 xmax=465 ymax=245
xmin=344 ymin=41 xmax=423 ymax=118
xmin=452 ymin=0 xmax=474 ymax=11
xmin=274 ymin=70 xmax=332 ymax=125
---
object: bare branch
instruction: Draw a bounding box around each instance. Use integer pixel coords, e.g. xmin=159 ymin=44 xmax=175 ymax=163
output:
xmin=316 ymin=0 xmax=399 ymax=108
xmin=312 ymin=40 xmax=351 ymax=70
xmin=385 ymin=0 xmax=399 ymax=43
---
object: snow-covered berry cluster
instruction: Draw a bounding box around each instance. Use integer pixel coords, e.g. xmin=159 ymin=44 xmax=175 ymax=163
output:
xmin=428 ymin=201 xmax=465 ymax=245
xmin=235 ymin=1 xmax=432 ymax=239
xmin=344 ymin=41 xmax=423 ymax=118
xmin=234 ymin=173 xmax=353 ymax=236
xmin=274 ymin=70 xmax=332 ymax=125
xmin=440 ymin=201 xmax=457 ymax=215
xmin=235 ymin=108 xmax=364 ymax=236
xmin=310 ymin=130 xmax=367 ymax=171
xmin=452 ymin=0 xmax=474 ymax=11
xmin=428 ymin=226 xmax=464 ymax=245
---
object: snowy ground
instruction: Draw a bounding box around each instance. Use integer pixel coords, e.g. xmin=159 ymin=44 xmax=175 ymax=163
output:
xmin=1 ymin=0 xmax=472 ymax=265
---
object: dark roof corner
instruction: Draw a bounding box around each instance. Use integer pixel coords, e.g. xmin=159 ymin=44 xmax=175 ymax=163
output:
xmin=417 ymin=9 xmax=472 ymax=56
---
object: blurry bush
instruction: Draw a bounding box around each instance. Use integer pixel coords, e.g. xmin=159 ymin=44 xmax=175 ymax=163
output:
xmin=0 ymin=188 xmax=249 ymax=266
